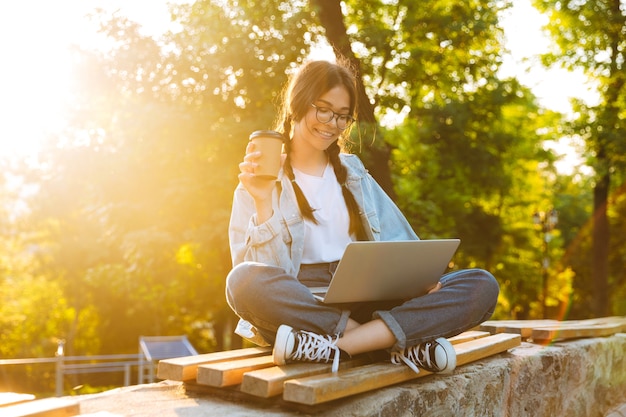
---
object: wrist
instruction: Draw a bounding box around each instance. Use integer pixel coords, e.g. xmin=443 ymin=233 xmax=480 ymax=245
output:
xmin=255 ymin=199 xmax=273 ymax=224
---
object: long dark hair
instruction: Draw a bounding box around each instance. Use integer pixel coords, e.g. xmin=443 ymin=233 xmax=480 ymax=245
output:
xmin=275 ymin=60 xmax=364 ymax=238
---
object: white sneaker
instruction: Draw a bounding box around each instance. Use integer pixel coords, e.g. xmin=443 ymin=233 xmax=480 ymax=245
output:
xmin=273 ymin=324 xmax=341 ymax=372
xmin=390 ymin=337 xmax=456 ymax=374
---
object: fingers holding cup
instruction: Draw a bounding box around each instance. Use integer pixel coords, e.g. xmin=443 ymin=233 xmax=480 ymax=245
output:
xmin=248 ymin=130 xmax=285 ymax=179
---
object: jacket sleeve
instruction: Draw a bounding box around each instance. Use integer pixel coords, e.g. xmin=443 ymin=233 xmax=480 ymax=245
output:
xmin=343 ymin=154 xmax=419 ymax=242
xmin=228 ymin=182 xmax=298 ymax=275
xmin=366 ymin=175 xmax=419 ymax=241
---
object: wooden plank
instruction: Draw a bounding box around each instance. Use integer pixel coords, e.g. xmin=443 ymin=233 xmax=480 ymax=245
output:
xmin=196 ymin=355 xmax=276 ymax=387
xmin=1 ymin=398 xmax=79 ymax=417
xmin=241 ymin=356 xmax=372 ymax=398
xmin=448 ymin=330 xmax=490 ymax=344
xmin=532 ymin=321 xmax=625 ymax=342
xmin=452 ymin=333 xmax=521 ymax=365
xmin=0 ymin=393 xmax=36 ymax=408
xmin=156 ymin=346 xmax=271 ymax=381
xmin=573 ymin=316 xmax=626 ymax=331
xmin=480 ymin=317 xmax=626 ymax=340
xmin=282 ymin=333 xmax=521 ymax=405
xmin=480 ymin=320 xmax=559 ymax=338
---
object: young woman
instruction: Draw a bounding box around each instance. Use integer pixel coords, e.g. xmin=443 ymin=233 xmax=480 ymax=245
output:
xmin=226 ymin=60 xmax=499 ymax=374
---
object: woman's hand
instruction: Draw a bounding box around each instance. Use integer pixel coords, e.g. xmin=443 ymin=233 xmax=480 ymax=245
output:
xmin=427 ymin=282 xmax=442 ymax=294
xmin=238 ymin=141 xmax=280 ymax=223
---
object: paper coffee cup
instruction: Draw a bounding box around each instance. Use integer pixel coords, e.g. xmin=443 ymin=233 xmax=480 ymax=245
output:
xmin=249 ymin=130 xmax=285 ymax=179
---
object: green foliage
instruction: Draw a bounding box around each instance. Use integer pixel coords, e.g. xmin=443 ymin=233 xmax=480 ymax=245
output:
xmin=533 ymin=0 xmax=626 ymax=316
xmin=0 ymin=275 xmax=68 ymax=357
xmin=0 ymin=223 xmax=98 ymax=359
xmin=8 ymin=0 xmax=321 ymax=358
xmin=389 ymin=77 xmax=563 ymax=318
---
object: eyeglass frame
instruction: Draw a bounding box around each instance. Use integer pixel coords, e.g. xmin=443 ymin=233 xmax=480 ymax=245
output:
xmin=310 ymin=103 xmax=356 ymax=130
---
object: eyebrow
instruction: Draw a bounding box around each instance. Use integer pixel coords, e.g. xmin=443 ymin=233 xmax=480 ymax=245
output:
xmin=316 ymin=99 xmax=351 ymax=113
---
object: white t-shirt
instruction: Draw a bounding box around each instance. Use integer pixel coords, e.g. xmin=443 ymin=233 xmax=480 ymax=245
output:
xmin=293 ymin=163 xmax=354 ymax=263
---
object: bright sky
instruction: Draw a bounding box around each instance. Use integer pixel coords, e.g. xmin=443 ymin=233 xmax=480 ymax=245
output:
xmin=499 ymin=0 xmax=599 ymax=113
xmin=0 ymin=0 xmax=597 ymax=171
xmin=499 ymin=0 xmax=597 ymax=174
xmin=0 ymin=0 xmax=177 ymax=160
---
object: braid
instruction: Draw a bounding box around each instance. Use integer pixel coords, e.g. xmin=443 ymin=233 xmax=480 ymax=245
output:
xmin=327 ymin=142 xmax=365 ymax=239
xmin=282 ymin=123 xmax=318 ymax=224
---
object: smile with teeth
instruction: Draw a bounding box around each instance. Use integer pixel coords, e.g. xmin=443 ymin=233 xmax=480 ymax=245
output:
xmin=316 ymin=128 xmax=335 ymax=138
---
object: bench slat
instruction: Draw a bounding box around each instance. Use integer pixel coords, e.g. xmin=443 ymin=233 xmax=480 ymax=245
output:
xmin=241 ymin=356 xmax=372 ymax=398
xmin=196 ymin=356 xmax=276 ymax=387
xmin=480 ymin=317 xmax=626 ymax=341
xmin=532 ymin=321 xmax=625 ymax=342
xmin=157 ymin=347 xmax=271 ymax=381
xmin=480 ymin=320 xmax=559 ymax=338
xmin=569 ymin=316 xmax=626 ymax=331
xmin=1 ymin=398 xmax=79 ymax=417
xmin=0 ymin=393 xmax=36 ymax=408
xmin=447 ymin=330 xmax=491 ymax=344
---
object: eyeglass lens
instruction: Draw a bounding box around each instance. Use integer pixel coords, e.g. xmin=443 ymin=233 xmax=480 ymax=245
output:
xmin=313 ymin=105 xmax=354 ymax=129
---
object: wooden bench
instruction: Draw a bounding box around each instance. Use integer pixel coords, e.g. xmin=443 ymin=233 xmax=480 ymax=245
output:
xmin=158 ymin=330 xmax=522 ymax=405
xmin=157 ymin=317 xmax=626 ymax=406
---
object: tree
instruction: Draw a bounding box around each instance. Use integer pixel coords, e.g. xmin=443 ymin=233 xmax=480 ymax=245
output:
xmin=311 ymin=0 xmax=396 ymax=198
xmin=314 ymin=0 xmax=564 ymax=317
xmin=534 ymin=0 xmax=626 ymax=316
xmin=24 ymin=1 xmax=319 ymax=354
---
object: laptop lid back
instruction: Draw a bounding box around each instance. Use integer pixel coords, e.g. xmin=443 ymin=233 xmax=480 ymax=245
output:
xmin=320 ymin=239 xmax=460 ymax=304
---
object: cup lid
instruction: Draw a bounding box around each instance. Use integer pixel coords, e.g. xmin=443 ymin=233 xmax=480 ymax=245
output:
xmin=249 ymin=130 xmax=286 ymax=141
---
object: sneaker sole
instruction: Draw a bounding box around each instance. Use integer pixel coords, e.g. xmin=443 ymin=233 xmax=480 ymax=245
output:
xmin=273 ymin=324 xmax=293 ymax=366
xmin=435 ymin=337 xmax=456 ymax=374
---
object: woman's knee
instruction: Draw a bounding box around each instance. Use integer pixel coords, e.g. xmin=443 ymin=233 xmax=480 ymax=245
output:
xmin=226 ymin=262 xmax=285 ymax=306
xmin=443 ymin=268 xmax=500 ymax=307
xmin=464 ymin=269 xmax=499 ymax=305
xmin=470 ymin=269 xmax=499 ymax=321
xmin=226 ymin=262 xmax=252 ymax=294
xmin=227 ymin=262 xmax=262 ymax=298
xmin=479 ymin=269 xmax=500 ymax=303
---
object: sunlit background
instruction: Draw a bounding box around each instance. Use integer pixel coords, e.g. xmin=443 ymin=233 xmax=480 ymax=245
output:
xmin=1 ymin=0 xmax=624 ymax=398
xmin=0 ymin=1 xmax=182 ymax=159
xmin=0 ymin=0 xmax=597 ymax=171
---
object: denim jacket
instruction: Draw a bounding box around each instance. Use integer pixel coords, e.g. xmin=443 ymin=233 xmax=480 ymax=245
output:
xmin=228 ymin=153 xmax=419 ymax=276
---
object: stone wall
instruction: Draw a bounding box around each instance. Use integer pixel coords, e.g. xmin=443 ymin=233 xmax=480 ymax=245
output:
xmin=76 ymin=333 xmax=626 ymax=417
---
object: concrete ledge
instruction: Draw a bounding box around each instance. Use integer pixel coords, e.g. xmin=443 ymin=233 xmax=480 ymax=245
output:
xmin=76 ymin=334 xmax=626 ymax=416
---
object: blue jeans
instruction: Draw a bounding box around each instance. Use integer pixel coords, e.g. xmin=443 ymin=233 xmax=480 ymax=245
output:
xmin=225 ymin=261 xmax=499 ymax=351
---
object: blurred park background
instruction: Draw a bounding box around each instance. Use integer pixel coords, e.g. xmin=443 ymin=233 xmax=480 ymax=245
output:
xmin=0 ymin=0 xmax=624 ymax=396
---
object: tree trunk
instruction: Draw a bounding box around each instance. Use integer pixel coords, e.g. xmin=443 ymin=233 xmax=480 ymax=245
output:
xmin=591 ymin=0 xmax=623 ymax=317
xmin=592 ymin=153 xmax=611 ymax=317
xmin=311 ymin=0 xmax=396 ymax=200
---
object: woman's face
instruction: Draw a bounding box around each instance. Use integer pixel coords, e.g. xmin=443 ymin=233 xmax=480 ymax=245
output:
xmin=292 ymin=85 xmax=351 ymax=153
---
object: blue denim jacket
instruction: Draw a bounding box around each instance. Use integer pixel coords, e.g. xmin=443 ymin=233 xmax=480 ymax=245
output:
xmin=229 ymin=153 xmax=419 ymax=276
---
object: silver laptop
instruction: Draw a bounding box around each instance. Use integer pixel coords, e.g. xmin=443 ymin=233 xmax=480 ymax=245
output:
xmin=309 ymin=239 xmax=460 ymax=303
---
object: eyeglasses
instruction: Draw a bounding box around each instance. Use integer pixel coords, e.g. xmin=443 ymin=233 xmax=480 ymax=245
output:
xmin=310 ymin=104 xmax=355 ymax=130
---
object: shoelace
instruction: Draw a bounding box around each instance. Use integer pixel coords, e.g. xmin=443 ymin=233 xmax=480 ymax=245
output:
xmin=291 ymin=330 xmax=341 ymax=372
xmin=390 ymin=341 xmax=441 ymax=374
